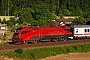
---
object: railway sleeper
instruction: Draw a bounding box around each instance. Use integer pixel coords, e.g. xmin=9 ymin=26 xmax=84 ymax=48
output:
xmin=59 ymin=37 xmax=68 ymax=41
xmin=23 ymin=40 xmax=40 ymax=44
xmin=75 ymin=37 xmax=85 ymax=40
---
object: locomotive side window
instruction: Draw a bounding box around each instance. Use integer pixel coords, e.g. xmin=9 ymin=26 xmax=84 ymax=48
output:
xmin=21 ymin=30 xmax=31 ymax=34
xmin=21 ymin=31 xmax=28 ymax=34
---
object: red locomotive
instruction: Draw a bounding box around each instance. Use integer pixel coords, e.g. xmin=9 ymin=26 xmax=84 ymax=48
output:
xmin=12 ymin=26 xmax=73 ymax=44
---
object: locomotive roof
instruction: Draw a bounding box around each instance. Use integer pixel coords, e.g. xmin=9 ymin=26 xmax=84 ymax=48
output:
xmin=70 ymin=25 xmax=90 ymax=28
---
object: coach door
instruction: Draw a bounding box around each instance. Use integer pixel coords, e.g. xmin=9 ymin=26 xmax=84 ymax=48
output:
xmin=70 ymin=28 xmax=74 ymax=35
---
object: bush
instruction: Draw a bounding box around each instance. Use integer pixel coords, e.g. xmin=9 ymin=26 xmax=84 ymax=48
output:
xmin=30 ymin=53 xmax=36 ymax=60
xmin=1 ymin=44 xmax=90 ymax=60
xmin=3 ymin=42 xmax=9 ymax=45
xmin=0 ymin=42 xmax=2 ymax=45
xmin=15 ymin=48 xmax=23 ymax=54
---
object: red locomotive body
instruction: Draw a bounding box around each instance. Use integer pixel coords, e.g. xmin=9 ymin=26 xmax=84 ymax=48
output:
xmin=12 ymin=26 xmax=73 ymax=44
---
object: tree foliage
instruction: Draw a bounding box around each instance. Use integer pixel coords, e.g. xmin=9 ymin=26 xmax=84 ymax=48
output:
xmin=17 ymin=8 xmax=34 ymax=24
xmin=33 ymin=3 xmax=55 ymax=20
xmin=2 ymin=18 xmax=7 ymax=24
xmin=0 ymin=0 xmax=90 ymax=17
xmin=6 ymin=17 xmax=16 ymax=27
xmin=0 ymin=0 xmax=90 ymax=27
xmin=71 ymin=17 xmax=85 ymax=25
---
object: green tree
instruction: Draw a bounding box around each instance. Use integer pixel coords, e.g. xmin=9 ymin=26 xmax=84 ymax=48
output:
xmin=85 ymin=15 xmax=90 ymax=25
xmin=6 ymin=20 xmax=14 ymax=28
xmin=71 ymin=17 xmax=85 ymax=25
xmin=1 ymin=0 xmax=90 ymax=24
xmin=46 ymin=20 xmax=56 ymax=27
xmin=6 ymin=17 xmax=16 ymax=28
xmin=17 ymin=8 xmax=34 ymax=24
xmin=63 ymin=9 xmax=71 ymax=16
xmin=0 ymin=19 xmax=1 ymax=23
xmin=33 ymin=3 xmax=55 ymax=20
xmin=1 ymin=0 xmax=8 ymax=15
xmin=2 ymin=18 xmax=7 ymax=24
xmin=31 ymin=20 xmax=46 ymax=27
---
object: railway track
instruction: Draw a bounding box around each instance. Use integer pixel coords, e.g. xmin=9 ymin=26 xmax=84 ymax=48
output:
xmin=0 ymin=39 xmax=90 ymax=52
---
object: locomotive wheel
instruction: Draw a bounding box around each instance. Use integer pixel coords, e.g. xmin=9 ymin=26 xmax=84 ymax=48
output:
xmin=50 ymin=38 xmax=58 ymax=42
xmin=64 ymin=37 xmax=69 ymax=41
xmin=50 ymin=39 xmax=53 ymax=42
xmin=54 ymin=39 xmax=59 ymax=42
xmin=59 ymin=37 xmax=64 ymax=41
xmin=58 ymin=38 xmax=62 ymax=41
xmin=32 ymin=40 xmax=39 ymax=44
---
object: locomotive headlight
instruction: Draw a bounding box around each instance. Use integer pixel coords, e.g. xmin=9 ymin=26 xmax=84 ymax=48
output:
xmin=68 ymin=37 xmax=73 ymax=39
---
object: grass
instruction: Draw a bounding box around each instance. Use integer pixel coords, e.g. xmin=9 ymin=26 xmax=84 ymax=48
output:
xmin=0 ymin=44 xmax=90 ymax=60
xmin=0 ymin=42 xmax=9 ymax=45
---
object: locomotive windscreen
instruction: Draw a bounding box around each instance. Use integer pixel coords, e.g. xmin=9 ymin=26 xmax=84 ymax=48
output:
xmin=14 ymin=28 xmax=22 ymax=34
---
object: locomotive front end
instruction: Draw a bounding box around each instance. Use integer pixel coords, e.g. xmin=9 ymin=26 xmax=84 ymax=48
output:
xmin=12 ymin=28 xmax=23 ymax=44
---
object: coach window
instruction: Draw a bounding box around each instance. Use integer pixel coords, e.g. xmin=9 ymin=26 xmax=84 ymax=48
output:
xmin=85 ymin=29 xmax=89 ymax=32
xmin=88 ymin=29 xmax=89 ymax=32
xmin=76 ymin=29 xmax=78 ymax=33
xmin=85 ymin=29 xmax=87 ymax=32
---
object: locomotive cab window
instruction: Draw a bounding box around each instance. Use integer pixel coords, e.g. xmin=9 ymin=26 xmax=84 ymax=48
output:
xmin=21 ymin=30 xmax=31 ymax=34
xmin=14 ymin=28 xmax=22 ymax=33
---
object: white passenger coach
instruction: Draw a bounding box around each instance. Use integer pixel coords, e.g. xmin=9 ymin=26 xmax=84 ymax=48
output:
xmin=70 ymin=25 xmax=90 ymax=39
